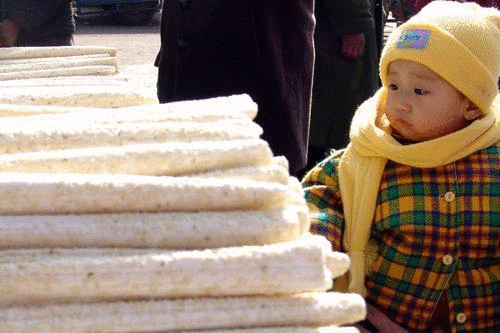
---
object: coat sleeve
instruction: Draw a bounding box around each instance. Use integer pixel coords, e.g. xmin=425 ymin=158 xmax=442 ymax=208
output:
xmin=301 ymin=151 xmax=346 ymax=252
xmin=3 ymin=0 xmax=70 ymax=31
xmin=319 ymin=0 xmax=375 ymax=36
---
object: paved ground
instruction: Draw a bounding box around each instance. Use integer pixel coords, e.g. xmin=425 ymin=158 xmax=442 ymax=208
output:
xmin=73 ymin=13 xmax=161 ymax=66
xmin=72 ymin=14 xmax=161 ymax=92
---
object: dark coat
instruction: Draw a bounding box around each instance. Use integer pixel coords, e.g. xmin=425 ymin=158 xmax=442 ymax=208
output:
xmin=0 ymin=0 xmax=75 ymax=46
xmin=155 ymin=0 xmax=315 ymax=174
xmin=309 ymin=0 xmax=379 ymax=150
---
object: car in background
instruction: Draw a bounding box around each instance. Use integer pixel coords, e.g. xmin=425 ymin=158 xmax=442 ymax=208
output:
xmin=73 ymin=0 xmax=162 ymax=25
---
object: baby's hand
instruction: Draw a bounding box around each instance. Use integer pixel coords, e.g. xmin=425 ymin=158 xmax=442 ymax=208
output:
xmin=353 ymin=324 xmax=376 ymax=333
xmin=430 ymin=327 xmax=447 ymax=333
xmin=0 ymin=18 xmax=21 ymax=47
xmin=358 ymin=303 xmax=411 ymax=333
xmin=356 ymin=303 xmax=448 ymax=332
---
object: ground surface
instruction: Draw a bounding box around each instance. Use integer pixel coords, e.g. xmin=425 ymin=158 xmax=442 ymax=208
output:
xmin=73 ymin=14 xmax=161 ymax=91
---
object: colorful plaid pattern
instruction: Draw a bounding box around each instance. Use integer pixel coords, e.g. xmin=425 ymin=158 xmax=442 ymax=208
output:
xmin=302 ymin=144 xmax=500 ymax=333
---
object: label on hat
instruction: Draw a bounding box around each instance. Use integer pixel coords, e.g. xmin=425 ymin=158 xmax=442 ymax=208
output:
xmin=397 ymin=29 xmax=430 ymax=49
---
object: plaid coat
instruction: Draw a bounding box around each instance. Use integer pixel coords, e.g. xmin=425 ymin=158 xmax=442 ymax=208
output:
xmin=302 ymin=144 xmax=500 ymax=333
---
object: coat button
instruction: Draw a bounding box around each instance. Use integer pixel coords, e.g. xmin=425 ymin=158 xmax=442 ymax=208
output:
xmin=179 ymin=0 xmax=189 ymax=7
xmin=442 ymin=255 xmax=453 ymax=266
xmin=177 ymin=39 xmax=189 ymax=48
xmin=444 ymin=191 xmax=455 ymax=202
xmin=456 ymin=312 xmax=467 ymax=324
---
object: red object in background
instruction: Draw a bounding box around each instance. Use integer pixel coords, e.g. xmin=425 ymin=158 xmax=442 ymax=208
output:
xmin=415 ymin=0 xmax=499 ymax=12
xmin=386 ymin=0 xmax=499 ymax=24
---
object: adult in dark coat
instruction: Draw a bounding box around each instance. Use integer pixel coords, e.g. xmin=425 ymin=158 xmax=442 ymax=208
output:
xmin=0 ymin=0 xmax=74 ymax=47
xmin=155 ymin=0 xmax=316 ymax=176
xmin=301 ymin=0 xmax=379 ymax=174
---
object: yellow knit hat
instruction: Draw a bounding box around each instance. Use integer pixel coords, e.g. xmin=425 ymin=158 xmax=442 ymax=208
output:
xmin=380 ymin=1 xmax=500 ymax=113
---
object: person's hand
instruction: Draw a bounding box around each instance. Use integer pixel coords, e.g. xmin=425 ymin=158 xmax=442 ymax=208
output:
xmin=341 ymin=33 xmax=365 ymax=59
xmin=0 ymin=18 xmax=22 ymax=47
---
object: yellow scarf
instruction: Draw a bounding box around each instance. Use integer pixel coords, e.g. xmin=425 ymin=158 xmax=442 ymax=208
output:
xmin=338 ymin=87 xmax=500 ymax=296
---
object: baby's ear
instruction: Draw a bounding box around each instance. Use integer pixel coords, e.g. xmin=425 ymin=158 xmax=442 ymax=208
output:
xmin=464 ymin=101 xmax=482 ymax=121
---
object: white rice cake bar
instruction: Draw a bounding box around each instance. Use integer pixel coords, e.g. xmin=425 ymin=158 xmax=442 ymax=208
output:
xmin=0 ymin=205 xmax=304 ymax=249
xmin=0 ymin=53 xmax=114 ymax=65
xmin=0 ymin=139 xmax=272 ymax=175
xmin=0 ymin=54 xmax=118 ymax=80
xmin=0 ymin=76 xmax=157 ymax=107
xmin=195 ymin=163 xmax=289 ymax=184
xmin=113 ymin=94 xmax=257 ymax=120
xmin=0 ymin=118 xmax=262 ymax=154
xmin=284 ymin=177 xmax=310 ymax=234
xmin=0 ymin=65 xmax=117 ymax=81
xmin=0 ymin=292 xmax=365 ymax=332
xmin=0 ymin=46 xmax=117 ymax=60
xmin=0 ymin=55 xmax=117 ymax=73
xmin=0 ymin=94 xmax=256 ymax=120
xmin=0 ymin=103 xmax=103 ymax=117
xmin=0 ymin=173 xmax=289 ymax=215
xmin=0 ymin=236 xmax=350 ymax=306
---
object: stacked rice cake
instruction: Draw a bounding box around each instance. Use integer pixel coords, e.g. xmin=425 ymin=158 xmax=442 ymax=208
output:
xmin=0 ymin=75 xmax=158 ymax=108
xmin=0 ymin=46 xmax=119 ymax=81
xmin=0 ymin=94 xmax=365 ymax=332
xmin=0 ymin=46 xmax=157 ymax=108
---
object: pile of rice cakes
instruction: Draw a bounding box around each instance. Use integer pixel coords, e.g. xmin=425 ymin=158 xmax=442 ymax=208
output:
xmin=0 ymin=46 xmax=365 ymax=333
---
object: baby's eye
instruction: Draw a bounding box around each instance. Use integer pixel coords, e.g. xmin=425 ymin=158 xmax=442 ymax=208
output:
xmin=389 ymin=83 xmax=398 ymax=91
xmin=414 ymin=88 xmax=429 ymax=95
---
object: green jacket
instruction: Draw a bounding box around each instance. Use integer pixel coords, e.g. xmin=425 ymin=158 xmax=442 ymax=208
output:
xmin=309 ymin=0 xmax=380 ymax=149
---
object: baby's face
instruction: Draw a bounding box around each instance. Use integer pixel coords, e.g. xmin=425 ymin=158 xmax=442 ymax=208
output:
xmin=384 ymin=60 xmax=479 ymax=143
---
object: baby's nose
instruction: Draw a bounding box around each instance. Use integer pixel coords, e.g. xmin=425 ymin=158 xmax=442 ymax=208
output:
xmin=390 ymin=92 xmax=412 ymax=112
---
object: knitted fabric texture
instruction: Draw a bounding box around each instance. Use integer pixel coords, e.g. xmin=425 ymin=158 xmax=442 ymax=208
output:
xmin=379 ymin=1 xmax=500 ymax=113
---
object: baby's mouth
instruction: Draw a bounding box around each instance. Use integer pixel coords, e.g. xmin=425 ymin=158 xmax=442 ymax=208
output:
xmin=394 ymin=117 xmax=412 ymax=128
xmin=390 ymin=124 xmax=418 ymax=144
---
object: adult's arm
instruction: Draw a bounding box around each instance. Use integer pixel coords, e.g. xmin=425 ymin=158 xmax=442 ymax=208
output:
xmin=318 ymin=0 xmax=376 ymax=59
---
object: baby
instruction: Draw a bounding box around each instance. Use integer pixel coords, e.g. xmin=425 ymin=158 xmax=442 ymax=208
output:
xmin=302 ymin=1 xmax=500 ymax=332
